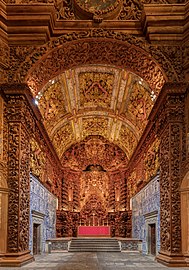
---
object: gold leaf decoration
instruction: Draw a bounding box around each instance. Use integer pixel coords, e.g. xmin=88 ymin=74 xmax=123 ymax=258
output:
xmin=52 ymin=122 xmax=74 ymax=158
xmin=79 ymin=72 xmax=114 ymax=108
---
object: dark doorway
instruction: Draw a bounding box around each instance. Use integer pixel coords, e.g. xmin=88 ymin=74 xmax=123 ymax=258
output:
xmin=148 ymin=223 xmax=156 ymax=255
xmin=33 ymin=223 xmax=41 ymax=255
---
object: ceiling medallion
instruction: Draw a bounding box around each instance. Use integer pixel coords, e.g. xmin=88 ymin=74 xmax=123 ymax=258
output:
xmin=73 ymin=0 xmax=122 ymax=22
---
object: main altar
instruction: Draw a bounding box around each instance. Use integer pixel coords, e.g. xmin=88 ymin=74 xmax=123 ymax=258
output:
xmin=78 ymin=226 xmax=110 ymax=237
xmin=56 ymin=138 xmax=132 ymax=239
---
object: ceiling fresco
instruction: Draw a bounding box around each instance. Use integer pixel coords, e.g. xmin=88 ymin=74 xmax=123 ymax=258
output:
xmin=35 ymin=64 xmax=156 ymax=162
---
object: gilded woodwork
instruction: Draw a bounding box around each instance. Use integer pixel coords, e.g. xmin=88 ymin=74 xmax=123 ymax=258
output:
xmin=30 ymin=137 xmax=46 ymax=181
xmin=117 ymin=124 xmax=138 ymax=158
xmin=79 ymin=71 xmax=114 ymax=109
xmin=144 ymin=138 xmax=160 ymax=181
xmin=25 ymin=36 xmax=166 ymax=93
xmin=124 ymin=75 xmax=154 ymax=135
xmin=52 ymin=122 xmax=74 ymax=158
xmin=59 ymin=135 xmax=129 ymax=234
xmin=0 ymin=0 xmax=188 ymax=265
xmin=0 ymin=97 xmax=3 ymax=160
xmin=80 ymin=165 xmax=109 ymax=210
xmin=29 ymin=66 xmax=156 ymax=160
xmin=154 ymin=84 xmax=187 ymax=266
xmin=38 ymin=80 xmax=67 ymax=133
xmin=82 ymin=117 xmax=109 ymax=138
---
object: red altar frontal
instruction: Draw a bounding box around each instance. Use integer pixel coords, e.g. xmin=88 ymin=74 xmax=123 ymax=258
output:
xmin=78 ymin=226 xmax=111 ymax=237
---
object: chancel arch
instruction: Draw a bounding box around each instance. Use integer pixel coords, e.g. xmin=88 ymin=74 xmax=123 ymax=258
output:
xmin=0 ymin=0 xmax=189 ymax=267
xmin=10 ymin=30 xmax=179 ymax=95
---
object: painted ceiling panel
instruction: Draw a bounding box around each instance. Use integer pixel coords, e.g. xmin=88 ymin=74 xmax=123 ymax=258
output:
xmin=36 ymin=64 xmax=156 ymax=162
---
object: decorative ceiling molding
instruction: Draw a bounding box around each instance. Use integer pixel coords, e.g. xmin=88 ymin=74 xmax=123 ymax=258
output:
xmin=15 ymin=33 xmax=169 ymax=89
xmin=36 ymin=65 xmax=156 ymax=160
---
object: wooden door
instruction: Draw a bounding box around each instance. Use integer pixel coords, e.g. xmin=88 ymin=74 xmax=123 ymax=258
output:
xmin=148 ymin=223 xmax=156 ymax=255
xmin=33 ymin=224 xmax=40 ymax=255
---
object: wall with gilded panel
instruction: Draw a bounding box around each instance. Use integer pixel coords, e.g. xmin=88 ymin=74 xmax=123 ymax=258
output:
xmin=29 ymin=174 xmax=57 ymax=254
xmin=132 ymin=173 xmax=160 ymax=254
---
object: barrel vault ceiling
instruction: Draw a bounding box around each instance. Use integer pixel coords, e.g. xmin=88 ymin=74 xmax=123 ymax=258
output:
xmin=34 ymin=64 xmax=157 ymax=163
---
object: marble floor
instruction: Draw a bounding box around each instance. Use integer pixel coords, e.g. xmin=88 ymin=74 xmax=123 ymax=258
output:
xmin=0 ymin=252 xmax=188 ymax=270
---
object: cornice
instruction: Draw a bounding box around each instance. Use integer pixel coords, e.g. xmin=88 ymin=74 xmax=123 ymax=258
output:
xmin=142 ymin=2 xmax=189 ymax=44
xmin=0 ymin=2 xmax=188 ymax=45
xmin=0 ymin=1 xmax=8 ymax=43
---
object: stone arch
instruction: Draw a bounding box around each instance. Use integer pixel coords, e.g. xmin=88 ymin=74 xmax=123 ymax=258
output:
xmin=180 ymin=171 xmax=189 ymax=256
xmin=11 ymin=30 xmax=179 ymax=96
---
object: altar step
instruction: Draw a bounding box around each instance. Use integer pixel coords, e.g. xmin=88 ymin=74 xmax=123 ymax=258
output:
xmin=69 ymin=238 xmax=121 ymax=252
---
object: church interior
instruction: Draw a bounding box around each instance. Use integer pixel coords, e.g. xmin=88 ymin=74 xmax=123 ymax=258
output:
xmin=0 ymin=0 xmax=189 ymax=267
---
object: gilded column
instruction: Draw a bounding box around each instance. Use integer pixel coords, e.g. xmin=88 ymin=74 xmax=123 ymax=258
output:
xmin=0 ymin=96 xmax=9 ymax=255
xmin=0 ymin=85 xmax=34 ymax=266
xmin=156 ymin=83 xmax=188 ymax=267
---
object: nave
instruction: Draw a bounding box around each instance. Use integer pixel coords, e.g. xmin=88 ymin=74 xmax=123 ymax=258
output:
xmin=0 ymin=252 xmax=189 ymax=270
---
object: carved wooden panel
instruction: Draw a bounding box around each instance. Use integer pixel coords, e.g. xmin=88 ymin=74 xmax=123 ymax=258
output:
xmin=9 ymin=31 xmax=181 ymax=91
xmin=157 ymin=88 xmax=186 ymax=255
xmin=7 ymin=122 xmax=22 ymax=252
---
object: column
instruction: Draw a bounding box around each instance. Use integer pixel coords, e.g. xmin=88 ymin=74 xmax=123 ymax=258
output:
xmin=0 ymin=96 xmax=8 ymax=255
xmin=0 ymin=84 xmax=34 ymax=266
xmin=156 ymin=83 xmax=188 ymax=267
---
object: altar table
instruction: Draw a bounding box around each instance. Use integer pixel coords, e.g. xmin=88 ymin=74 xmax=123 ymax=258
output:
xmin=78 ymin=226 xmax=110 ymax=237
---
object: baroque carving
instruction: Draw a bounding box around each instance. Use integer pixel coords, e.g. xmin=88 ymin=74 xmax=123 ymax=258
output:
xmin=38 ymin=80 xmax=67 ymax=133
xmin=61 ymin=135 xmax=128 ymax=171
xmin=82 ymin=117 xmax=109 ymax=138
xmin=25 ymin=39 xmax=166 ymax=94
xmin=30 ymin=137 xmax=46 ymax=181
xmin=124 ymin=74 xmax=154 ymax=135
xmin=80 ymin=165 xmax=109 ymax=210
xmin=0 ymin=97 xmax=3 ymax=160
xmin=117 ymin=124 xmax=137 ymax=158
xmin=0 ymin=40 xmax=10 ymax=69
xmin=118 ymin=0 xmax=142 ymax=20
xmin=144 ymin=138 xmax=160 ymax=181
xmin=79 ymin=71 xmax=114 ymax=108
xmin=54 ymin=0 xmax=75 ymax=20
xmin=157 ymin=90 xmax=186 ymax=254
xmin=2 ymin=88 xmax=64 ymax=253
xmin=52 ymin=122 xmax=74 ymax=158
xmin=9 ymin=30 xmax=180 ymax=90
xmin=159 ymin=126 xmax=173 ymax=253
xmin=158 ymin=45 xmax=183 ymax=81
xmin=7 ymin=123 xmax=20 ymax=252
xmin=58 ymin=135 xmax=129 ymax=236
xmin=0 ymin=161 xmax=7 ymax=189
xmin=80 ymin=194 xmax=107 ymax=226
xmin=19 ymin=128 xmax=30 ymax=251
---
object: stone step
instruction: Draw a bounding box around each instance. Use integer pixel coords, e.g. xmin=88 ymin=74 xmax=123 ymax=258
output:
xmin=69 ymin=238 xmax=121 ymax=252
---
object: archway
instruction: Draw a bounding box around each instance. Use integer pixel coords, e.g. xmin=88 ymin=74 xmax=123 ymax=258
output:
xmin=181 ymin=171 xmax=189 ymax=256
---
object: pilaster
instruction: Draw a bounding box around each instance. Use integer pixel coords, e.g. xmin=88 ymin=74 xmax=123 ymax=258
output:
xmin=0 ymin=84 xmax=34 ymax=267
xmin=156 ymin=82 xmax=188 ymax=267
